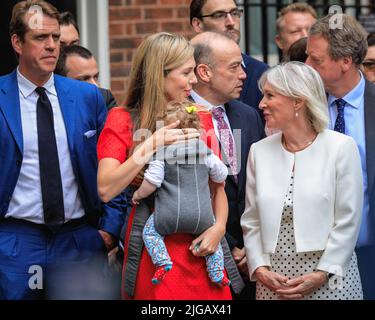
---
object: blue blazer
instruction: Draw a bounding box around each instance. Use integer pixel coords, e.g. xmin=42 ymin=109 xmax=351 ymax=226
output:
xmin=0 ymin=70 xmax=124 ymax=238
xmin=223 ymin=99 xmax=265 ymax=249
xmin=364 ymin=80 xmax=375 ymax=242
xmin=240 ymin=53 xmax=268 ymax=119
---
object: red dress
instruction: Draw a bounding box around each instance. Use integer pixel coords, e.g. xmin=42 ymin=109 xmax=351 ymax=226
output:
xmin=97 ymin=107 xmax=232 ymax=300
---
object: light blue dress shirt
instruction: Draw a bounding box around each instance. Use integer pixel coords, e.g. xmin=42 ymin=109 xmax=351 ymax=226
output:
xmin=6 ymin=69 xmax=85 ymax=224
xmin=328 ymin=72 xmax=370 ymax=247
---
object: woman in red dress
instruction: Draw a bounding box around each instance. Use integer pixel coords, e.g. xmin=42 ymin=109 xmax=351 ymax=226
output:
xmin=97 ymin=32 xmax=232 ymax=300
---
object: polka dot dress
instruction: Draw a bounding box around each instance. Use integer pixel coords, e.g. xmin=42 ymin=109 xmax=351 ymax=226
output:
xmin=256 ymin=172 xmax=363 ymax=300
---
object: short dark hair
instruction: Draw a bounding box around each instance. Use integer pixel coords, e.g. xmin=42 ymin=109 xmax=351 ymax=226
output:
xmin=55 ymin=45 xmax=93 ymax=76
xmin=59 ymin=11 xmax=80 ymax=35
xmin=9 ymin=0 xmax=60 ymax=41
xmin=190 ymin=0 xmax=237 ymax=25
xmin=368 ymin=33 xmax=375 ymax=47
xmin=286 ymin=37 xmax=308 ymax=63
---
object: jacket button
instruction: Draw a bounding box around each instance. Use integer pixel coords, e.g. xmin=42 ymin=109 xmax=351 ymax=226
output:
xmin=16 ymin=160 xmax=21 ymax=166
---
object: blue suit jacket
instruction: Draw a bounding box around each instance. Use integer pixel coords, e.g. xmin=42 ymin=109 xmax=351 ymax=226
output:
xmin=364 ymin=80 xmax=375 ymax=242
xmin=224 ymin=99 xmax=265 ymax=249
xmin=240 ymin=53 xmax=268 ymax=120
xmin=0 ymin=70 xmax=124 ymax=238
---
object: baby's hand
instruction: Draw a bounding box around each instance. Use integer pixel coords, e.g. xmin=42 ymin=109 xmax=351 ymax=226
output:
xmin=132 ymin=191 xmax=141 ymax=205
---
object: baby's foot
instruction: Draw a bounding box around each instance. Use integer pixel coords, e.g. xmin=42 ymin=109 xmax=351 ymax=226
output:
xmin=210 ymin=272 xmax=231 ymax=287
xmin=152 ymin=264 xmax=172 ymax=284
xmin=217 ymin=275 xmax=231 ymax=287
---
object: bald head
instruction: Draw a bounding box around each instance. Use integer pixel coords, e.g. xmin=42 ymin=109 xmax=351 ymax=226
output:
xmin=191 ymin=31 xmax=238 ymax=66
xmin=190 ymin=31 xmax=246 ymax=105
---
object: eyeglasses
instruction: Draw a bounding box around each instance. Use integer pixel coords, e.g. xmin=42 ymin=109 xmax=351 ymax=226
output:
xmin=363 ymin=61 xmax=375 ymax=71
xmin=199 ymin=8 xmax=243 ymax=20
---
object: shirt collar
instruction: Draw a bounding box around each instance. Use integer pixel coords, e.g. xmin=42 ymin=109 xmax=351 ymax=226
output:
xmin=190 ymin=90 xmax=225 ymax=112
xmin=328 ymin=71 xmax=365 ymax=110
xmin=17 ymin=67 xmax=57 ymax=99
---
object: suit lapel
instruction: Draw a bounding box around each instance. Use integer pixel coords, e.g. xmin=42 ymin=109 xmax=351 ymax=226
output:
xmin=54 ymin=75 xmax=76 ymax=153
xmin=365 ymin=81 xmax=375 ymax=198
xmin=0 ymin=70 xmax=23 ymax=153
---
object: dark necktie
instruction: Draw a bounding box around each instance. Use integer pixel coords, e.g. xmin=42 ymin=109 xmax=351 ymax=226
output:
xmin=36 ymin=87 xmax=65 ymax=232
xmin=334 ymin=98 xmax=346 ymax=134
xmin=211 ymin=107 xmax=238 ymax=181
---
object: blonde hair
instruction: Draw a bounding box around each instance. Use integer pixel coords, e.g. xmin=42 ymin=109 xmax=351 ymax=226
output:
xmin=125 ymin=32 xmax=195 ymax=135
xmin=157 ymin=100 xmax=201 ymax=130
xmin=276 ymin=2 xmax=317 ymax=34
xmin=259 ymin=62 xmax=329 ymax=133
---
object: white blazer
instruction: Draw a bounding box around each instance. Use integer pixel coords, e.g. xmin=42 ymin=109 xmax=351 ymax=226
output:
xmin=240 ymin=130 xmax=363 ymax=280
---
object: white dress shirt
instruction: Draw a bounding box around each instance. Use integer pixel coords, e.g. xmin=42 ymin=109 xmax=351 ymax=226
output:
xmin=6 ymin=69 xmax=85 ymax=223
xmin=190 ymin=90 xmax=235 ymax=143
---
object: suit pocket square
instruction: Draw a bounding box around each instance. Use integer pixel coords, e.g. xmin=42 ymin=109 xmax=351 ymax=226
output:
xmin=84 ymin=130 xmax=97 ymax=139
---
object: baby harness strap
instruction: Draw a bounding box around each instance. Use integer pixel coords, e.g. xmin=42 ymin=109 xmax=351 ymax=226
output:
xmin=123 ymin=200 xmax=245 ymax=296
xmin=221 ymin=237 xmax=245 ymax=294
xmin=123 ymin=200 xmax=151 ymax=297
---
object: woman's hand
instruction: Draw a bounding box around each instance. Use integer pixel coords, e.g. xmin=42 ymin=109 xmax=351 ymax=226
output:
xmin=151 ymin=121 xmax=200 ymax=150
xmin=189 ymin=223 xmax=225 ymax=257
xmin=275 ymin=271 xmax=327 ymax=300
xmin=254 ymin=266 xmax=289 ymax=293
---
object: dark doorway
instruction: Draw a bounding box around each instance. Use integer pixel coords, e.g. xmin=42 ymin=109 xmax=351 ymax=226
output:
xmin=0 ymin=0 xmax=77 ymax=76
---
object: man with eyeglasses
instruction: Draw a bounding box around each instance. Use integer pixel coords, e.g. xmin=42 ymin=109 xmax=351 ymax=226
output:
xmin=190 ymin=0 xmax=268 ymax=119
xmin=362 ymin=33 xmax=375 ymax=84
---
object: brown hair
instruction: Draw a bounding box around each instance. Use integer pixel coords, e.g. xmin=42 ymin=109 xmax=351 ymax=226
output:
xmin=157 ymin=101 xmax=201 ymax=131
xmin=286 ymin=37 xmax=307 ymax=62
xmin=309 ymin=14 xmax=368 ymax=65
xmin=9 ymin=0 xmax=60 ymax=41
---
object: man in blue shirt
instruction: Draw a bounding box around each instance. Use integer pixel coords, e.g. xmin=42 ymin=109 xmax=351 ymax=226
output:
xmin=0 ymin=0 xmax=124 ymax=299
xmin=307 ymin=13 xmax=375 ymax=299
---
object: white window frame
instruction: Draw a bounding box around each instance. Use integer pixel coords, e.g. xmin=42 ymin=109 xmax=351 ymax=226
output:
xmin=76 ymin=0 xmax=110 ymax=89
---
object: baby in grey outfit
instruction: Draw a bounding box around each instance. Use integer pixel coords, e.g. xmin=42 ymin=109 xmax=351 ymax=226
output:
xmin=132 ymin=101 xmax=230 ymax=286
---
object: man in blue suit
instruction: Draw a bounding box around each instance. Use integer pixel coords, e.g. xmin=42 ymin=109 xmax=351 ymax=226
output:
xmin=307 ymin=14 xmax=375 ymax=299
xmin=190 ymin=0 xmax=268 ymax=118
xmin=190 ymin=32 xmax=265 ymax=299
xmin=0 ymin=0 xmax=124 ymax=299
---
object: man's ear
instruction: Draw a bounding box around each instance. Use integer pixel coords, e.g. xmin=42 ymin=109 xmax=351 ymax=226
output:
xmin=196 ymin=64 xmax=212 ymax=83
xmin=11 ymin=34 xmax=23 ymax=56
xmin=275 ymin=34 xmax=284 ymax=51
xmin=340 ymin=56 xmax=353 ymax=73
xmin=191 ymin=17 xmax=204 ymax=33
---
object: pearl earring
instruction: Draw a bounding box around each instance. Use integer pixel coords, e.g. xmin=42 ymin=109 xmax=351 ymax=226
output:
xmin=295 ymin=112 xmax=299 ymax=117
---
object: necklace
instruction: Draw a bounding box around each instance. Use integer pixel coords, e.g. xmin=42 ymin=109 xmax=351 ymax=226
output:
xmin=282 ymin=135 xmax=316 ymax=153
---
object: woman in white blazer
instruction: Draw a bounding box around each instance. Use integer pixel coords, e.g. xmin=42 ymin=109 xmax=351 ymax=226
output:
xmin=241 ymin=62 xmax=364 ymax=300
